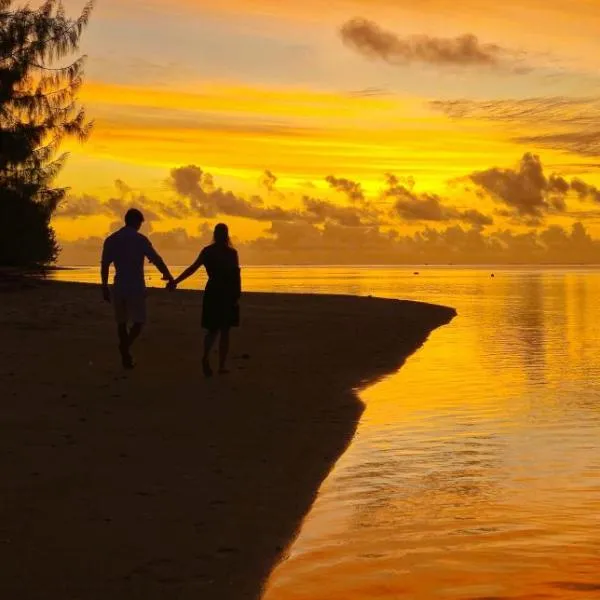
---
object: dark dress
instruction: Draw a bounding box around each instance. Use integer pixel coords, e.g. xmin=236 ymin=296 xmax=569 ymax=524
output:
xmin=200 ymin=244 xmax=241 ymax=331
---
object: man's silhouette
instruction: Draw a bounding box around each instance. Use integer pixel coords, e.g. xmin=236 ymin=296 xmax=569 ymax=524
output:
xmin=101 ymin=209 xmax=174 ymax=368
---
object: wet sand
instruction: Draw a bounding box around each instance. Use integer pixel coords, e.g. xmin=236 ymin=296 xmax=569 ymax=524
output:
xmin=0 ymin=280 xmax=455 ymax=600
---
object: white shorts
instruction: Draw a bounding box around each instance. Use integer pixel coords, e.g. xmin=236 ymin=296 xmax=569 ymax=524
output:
xmin=113 ymin=292 xmax=146 ymax=324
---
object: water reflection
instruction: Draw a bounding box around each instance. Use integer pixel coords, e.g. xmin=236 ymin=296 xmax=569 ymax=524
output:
xmin=258 ymin=268 xmax=600 ymax=600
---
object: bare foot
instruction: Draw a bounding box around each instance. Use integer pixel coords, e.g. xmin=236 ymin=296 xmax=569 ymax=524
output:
xmin=119 ymin=343 xmax=135 ymax=369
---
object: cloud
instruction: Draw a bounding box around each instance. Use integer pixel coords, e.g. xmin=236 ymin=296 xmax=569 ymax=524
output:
xmin=169 ymin=165 xmax=380 ymax=227
xmin=325 ymin=175 xmax=365 ymax=203
xmin=468 ymin=153 xmax=570 ymax=223
xmin=241 ymin=220 xmax=403 ymax=264
xmin=570 ymin=178 xmax=600 ymax=203
xmin=385 ymin=181 xmax=493 ymax=226
xmin=461 ymin=209 xmax=495 ymax=227
xmin=467 ymin=153 xmax=600 ymax=224
xmin=59 ymin=165 xmax=378 ymax=230
xmin=340 ymin=18 xmax=523 ymax=70
xmin=57 ymin=195 xmax=110 ymax=219
xmin=59 ymin=229 xmax=206 ymax=268
xmin=430 ymin=97 xmax=600 ymax=127
xmin=385 ymin=173 xmax=415 ymax=190
xmin=302 ymin=196 xmax=375 ymax=227
xmin=59 ymin=163 xmax=498 ymax=237
xmin=346 ymin=87 xmax=389 ymax=98
xmin=430 ymin=97 xmax=600 ymax=158
xmin=169 ymin=165 xmax=205 ymax=202
xmin=260 ymin=169 xmax=278 ymax=192
xmin=54 ymin=162 xmax=600 ymax=265
xmin=59 ymin=221 xmax=600 ymax=267
xmin=56 ymin=158 xmax=600 ymax=269
xmin=169 ymin=165 xmax=300 ymax=222
xmin=145 ymin=225 xmax=214 ymax=265
xmin=515 ymin=131 xmax=600 ymax=158
xmin=57 ymin=184 xmax=165 ymax=226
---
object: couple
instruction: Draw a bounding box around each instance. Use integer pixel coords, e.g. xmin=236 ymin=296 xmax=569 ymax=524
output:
xmin=101 ymin=209 xmax=241 ymax=376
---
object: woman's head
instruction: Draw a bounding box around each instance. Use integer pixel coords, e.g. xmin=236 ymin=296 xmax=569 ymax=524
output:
xmin=213 ymin=223 xmax=231 ymax=246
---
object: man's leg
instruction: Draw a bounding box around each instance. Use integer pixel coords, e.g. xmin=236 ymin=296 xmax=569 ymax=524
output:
xmin=117 ymin=323 xmax=134 ymax=369
xmin=113 ymin=294 xmax=134 ymax=368
xmin=123 ymin=296 xmax=146 ymax=368
xmin=128 ymin=323 xmax=144 ymax=347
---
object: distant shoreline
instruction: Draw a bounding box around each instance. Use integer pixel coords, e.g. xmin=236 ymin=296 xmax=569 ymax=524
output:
xmin=0 ymin=264 xmax=74 ymax=277
xmin=1 ymin=280 xmax=454 ymax=599
xmin=53 ymin=263 xmax=600 ymax=269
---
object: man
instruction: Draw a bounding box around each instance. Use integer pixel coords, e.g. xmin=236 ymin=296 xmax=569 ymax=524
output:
xmin=101 ymin=209 xmax=174 ymax=368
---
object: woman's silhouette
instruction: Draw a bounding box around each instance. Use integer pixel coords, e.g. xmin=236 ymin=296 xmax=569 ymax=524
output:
xmin=171 ymin=223 xmax=241 ymax=376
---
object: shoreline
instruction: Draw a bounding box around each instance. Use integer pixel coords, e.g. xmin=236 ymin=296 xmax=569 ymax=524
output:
xmin=0 ymin=281 xmax=455 ymax=599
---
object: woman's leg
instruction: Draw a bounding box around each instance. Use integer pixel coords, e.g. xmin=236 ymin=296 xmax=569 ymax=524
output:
xmin=218 ymin=327 xmax=230 ymax=373
xmin=203 ymin=329 xmax=218 ymax=376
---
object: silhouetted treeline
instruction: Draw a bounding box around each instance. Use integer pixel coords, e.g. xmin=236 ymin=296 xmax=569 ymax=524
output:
xmin=0 ymin=0 xmax=93 ymax=266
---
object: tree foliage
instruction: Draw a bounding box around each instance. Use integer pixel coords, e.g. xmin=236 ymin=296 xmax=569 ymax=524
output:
xmin=0 ymin=0 xmax=93 ymax=266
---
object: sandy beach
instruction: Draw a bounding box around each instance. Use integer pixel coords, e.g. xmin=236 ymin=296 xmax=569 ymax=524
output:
xmin=0 ymin=280 xmax=454 ymax=600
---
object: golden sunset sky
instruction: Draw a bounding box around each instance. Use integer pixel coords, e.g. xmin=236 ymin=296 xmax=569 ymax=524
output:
xmin=54 ymin=0 xmax=600 ymax=264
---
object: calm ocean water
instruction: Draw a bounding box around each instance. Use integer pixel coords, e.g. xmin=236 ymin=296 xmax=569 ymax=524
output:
xmin=52 ymin=266 xmax=600 ymax=599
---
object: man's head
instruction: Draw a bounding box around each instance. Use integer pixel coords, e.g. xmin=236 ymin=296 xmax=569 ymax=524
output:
xmin=124 ymin=208 xmax=144 ymax=230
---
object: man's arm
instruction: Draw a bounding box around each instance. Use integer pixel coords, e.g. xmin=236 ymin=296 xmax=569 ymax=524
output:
xmin=144 ymin=239 xmax=173 ymax=283
xmin=100 ymin=240 xmax=112 ymax=302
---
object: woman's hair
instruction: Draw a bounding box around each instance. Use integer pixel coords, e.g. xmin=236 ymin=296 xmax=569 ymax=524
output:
xmin=213 ymin=222 xmax=232 ymax=247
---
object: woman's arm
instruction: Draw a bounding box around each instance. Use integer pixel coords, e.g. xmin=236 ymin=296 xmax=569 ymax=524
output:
xmin=174 ymin=251 xmax=204 ymax=286
xmin=234 ymin=250 xmax=241 ymax=300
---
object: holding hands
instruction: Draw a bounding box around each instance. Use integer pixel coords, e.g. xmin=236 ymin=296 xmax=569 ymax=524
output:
xmin=161 ymin=273 xmax=177 ymax=292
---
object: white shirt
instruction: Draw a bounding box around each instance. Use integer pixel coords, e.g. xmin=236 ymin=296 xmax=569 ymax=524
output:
xmin=101 ymin=227 xmax=161 ymax=296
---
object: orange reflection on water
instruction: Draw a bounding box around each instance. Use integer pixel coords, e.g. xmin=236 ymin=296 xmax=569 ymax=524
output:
xmin=259 ymin=267 xmax=600 ymax=600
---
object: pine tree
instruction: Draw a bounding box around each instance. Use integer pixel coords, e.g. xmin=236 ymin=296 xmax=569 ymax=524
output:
xmin=0 ymin=0 xmax=93 ymax=266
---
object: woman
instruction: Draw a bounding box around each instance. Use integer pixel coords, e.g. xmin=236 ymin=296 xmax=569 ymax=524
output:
xmin=170 ymin=223 xmax=241 ymax=376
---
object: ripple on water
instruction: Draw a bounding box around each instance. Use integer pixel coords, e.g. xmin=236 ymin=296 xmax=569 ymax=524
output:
xmin=260 ymin=268 xmax=600 ymax=600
